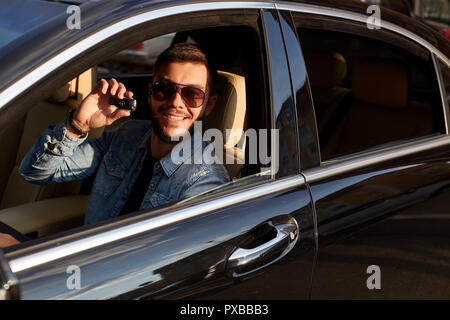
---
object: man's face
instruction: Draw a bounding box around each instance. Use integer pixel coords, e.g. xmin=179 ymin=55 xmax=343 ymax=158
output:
xmin=149 ymin=61 xmax=215 ymax=142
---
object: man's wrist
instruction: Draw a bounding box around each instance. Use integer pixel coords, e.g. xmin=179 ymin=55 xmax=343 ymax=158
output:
xmin=67 ymin=110 xmax=89 ymax=138
xmin=72 ymin=114 xmax=90 ymax=132
xmin=65 ymin=119 xmax=85 ymax=138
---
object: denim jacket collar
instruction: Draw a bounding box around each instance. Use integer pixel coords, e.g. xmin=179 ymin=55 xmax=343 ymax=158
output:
xmin=137 ymin=122 xmax=206 ymax=178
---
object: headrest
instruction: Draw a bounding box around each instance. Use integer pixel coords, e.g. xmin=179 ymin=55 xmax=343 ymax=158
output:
xmin=202 ymin=70 xmax=246 ymax=178
xmin=203 ymin=70 xmax=246 ymax=146
xmin=304 ymin=51 xmax=347 ymax=89
xmin=48 ymin=68 xmax=96 ymax=107
xmin=50 ymin=82 xmax=71 ymax=102
xmin=352 ymin=59 xmax=408 ymax=108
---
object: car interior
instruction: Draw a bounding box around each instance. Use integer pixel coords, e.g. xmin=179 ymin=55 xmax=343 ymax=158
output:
xmin=297 ymin=26 xmax=446 ymax=161
xmin=0 ymin=25 xmax=269 ymax=242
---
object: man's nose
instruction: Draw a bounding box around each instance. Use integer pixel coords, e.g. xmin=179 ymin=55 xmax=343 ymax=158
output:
xmin=168 ymin=88 xmax=186 ymax=109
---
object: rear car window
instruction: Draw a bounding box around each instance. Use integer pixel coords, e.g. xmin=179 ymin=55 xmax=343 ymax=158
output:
xmin=293 ymin=13 xmax=445 ymax=160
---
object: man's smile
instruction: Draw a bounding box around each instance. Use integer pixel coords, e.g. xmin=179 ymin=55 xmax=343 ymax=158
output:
xmin=162 ymin=112 xmax=188 ymax=121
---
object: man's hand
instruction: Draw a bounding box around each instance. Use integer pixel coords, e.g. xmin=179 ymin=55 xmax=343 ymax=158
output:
xmin=0 ymin=233 xmax=20 ymax=248
xmin=70 ymin=78 xmax=134 ymax=134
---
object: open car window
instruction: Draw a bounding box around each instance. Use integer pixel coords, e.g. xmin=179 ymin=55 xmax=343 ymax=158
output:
xmin=0 ymin=10 xmax=284 ymax=250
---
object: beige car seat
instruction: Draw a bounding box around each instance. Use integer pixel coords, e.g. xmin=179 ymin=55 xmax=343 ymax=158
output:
xmin=203 ymin=70 xmax=247 ymax=179
xmin=1 ymin=68 xmax=103 ymax=209
xmin=0 ymin=68 xmax=106 ymax=236
xmin=303 ymin=51 xmax=350 ymax=133
xmin=322 ymin=59 xmax=433 ymax=159
xmin=0 ymin=68 xmax=107 ymax=237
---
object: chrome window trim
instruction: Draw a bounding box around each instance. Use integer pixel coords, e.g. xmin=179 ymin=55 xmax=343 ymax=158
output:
xmin=275 ymin=1 xmax=450 ymax=67
xmin=303 ymin=134 xmax=450 ymax=183
xmin=0 ymin=1 xmax=275 ymax=111
xmin=8 ymin=174 xmax=305 ymax=273
xmin=432 ymin=53 xmax=450 ymax=134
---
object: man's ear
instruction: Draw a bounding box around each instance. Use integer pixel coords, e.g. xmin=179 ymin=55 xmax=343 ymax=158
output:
xmin=204 ymin=94 xmax=218 ymax=118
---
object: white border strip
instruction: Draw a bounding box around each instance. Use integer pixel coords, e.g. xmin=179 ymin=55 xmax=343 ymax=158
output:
xmin=0 ymin=1 xmax=275 ymax=111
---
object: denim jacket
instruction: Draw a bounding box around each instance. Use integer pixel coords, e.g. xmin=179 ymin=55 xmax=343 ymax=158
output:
xmin=19 ymin=119 xmax=230 ymax=224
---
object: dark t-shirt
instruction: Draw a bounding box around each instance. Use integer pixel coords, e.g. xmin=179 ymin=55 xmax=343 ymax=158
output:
xmin=119 ymin=151 xmax=157 ymax=216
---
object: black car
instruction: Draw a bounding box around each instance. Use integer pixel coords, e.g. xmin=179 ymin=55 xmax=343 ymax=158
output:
xmin=0 ymin=0 xmax=449 ymax=300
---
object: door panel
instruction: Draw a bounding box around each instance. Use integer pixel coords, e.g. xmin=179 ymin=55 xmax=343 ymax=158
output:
xmin=11 ymin=181 xmax=314 ymax=299
xmin=307 ymin=145 xmax=450 ymax=298
xmin=288 ymin=9 xmax=450 ymax=299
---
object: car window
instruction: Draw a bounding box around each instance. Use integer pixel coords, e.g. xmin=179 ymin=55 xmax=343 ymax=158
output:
xmin=0 ymin=14 xmax=275 ymax=247
xmin=95 ymin=26 xmax=274 ymax=200
xmin=292 ymin=12 xmax=446 ymax=161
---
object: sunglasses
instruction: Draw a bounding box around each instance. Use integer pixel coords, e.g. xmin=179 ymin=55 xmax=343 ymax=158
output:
xmin=150 ymin=79 xmax=206 ymax=108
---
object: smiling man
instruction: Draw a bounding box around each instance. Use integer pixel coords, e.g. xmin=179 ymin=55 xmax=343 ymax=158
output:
xmin=0 ymin=43 xmax=229 ymax=248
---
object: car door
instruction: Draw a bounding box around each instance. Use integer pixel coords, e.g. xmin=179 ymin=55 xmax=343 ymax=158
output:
xmin=281 ymin=2 xmax=450 ymax=299
xmin=0 ymin=3 xmax=315 ymax=300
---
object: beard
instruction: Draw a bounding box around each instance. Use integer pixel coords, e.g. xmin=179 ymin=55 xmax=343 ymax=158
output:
xmin=150 ymin=107 xmax=205 ymax=145
xmin=151 ymin=117 xmax=181 ymax=145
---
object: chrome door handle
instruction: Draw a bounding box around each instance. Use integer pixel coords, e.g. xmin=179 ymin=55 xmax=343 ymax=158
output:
xmin=227 ymin=221 xmax=299 ymax=277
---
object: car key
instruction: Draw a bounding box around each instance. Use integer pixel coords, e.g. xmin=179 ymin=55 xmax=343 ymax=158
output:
xmin=109 ymin=97 xmax=137 ymax=111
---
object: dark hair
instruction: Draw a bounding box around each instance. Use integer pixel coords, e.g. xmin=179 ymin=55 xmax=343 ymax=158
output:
xmin=153 ymin=43 xmax=217 ymax=94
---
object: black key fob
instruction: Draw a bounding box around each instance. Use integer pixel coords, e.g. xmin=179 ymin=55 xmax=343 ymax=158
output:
xmin=109 ymin=97 xmax=137 ymax=111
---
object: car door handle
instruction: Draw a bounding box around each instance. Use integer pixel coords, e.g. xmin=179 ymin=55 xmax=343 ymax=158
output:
xmin=227 ymin=221 xmax=299 ymax=278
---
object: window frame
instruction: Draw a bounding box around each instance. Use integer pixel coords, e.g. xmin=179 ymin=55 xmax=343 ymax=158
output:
xmin=433 ymin=54 xmax=450 ymax=133
xmin=283 ymin=3 xmax=450 ymax=170
xmin=1 ymin=4 xmax=303 ymax=278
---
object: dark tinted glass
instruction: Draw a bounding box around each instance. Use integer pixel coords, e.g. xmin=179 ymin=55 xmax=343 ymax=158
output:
xmin=293 ymin=13 xmax=445 ymax=160
xmin=151 ymin=80 xmax=205 ymax=107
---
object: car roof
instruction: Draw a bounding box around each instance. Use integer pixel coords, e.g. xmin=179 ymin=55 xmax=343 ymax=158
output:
xmin=0 ymin=0 xmax=448 ymax=93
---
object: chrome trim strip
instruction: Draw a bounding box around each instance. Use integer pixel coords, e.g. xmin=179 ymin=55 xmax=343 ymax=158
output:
xmin=0 ymin=1 xmax=275 ymax=111
xmin=303 ymin=135 xmax=450 ymax=183
xmin=432 ymin=53 xmax=450 ymax=134
xmin=259 ymin=10 xmax=278 ymax=178
xmin=8 ymin=174 xmax=304 ymax=273
xmin=275 ymin=1 xmax=450 ymax=67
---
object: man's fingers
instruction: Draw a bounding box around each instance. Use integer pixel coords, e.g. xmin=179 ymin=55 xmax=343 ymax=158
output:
xmin=0 ymin=233 xmax=20 ymax=248
xmin=108 ymin=78 xmax=119 ymax=96
xmin=117 ymin=82 xmax=126 ymax=99
xmin=124 ymin=91 xmax=134 ymax=99
xmin=96 ymin=78 xmax=108 ymax=95
xmin=110 ymin=108 xmax=131 ymax=121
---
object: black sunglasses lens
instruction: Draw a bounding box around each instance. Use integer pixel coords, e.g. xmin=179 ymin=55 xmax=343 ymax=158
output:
xmin=181 ymin=87 xmax=205 ymax=107
xmin=152 ymin=81 xmax=205 ymax=107
xmin=152 ymin=81 xmax=175 ymax=101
